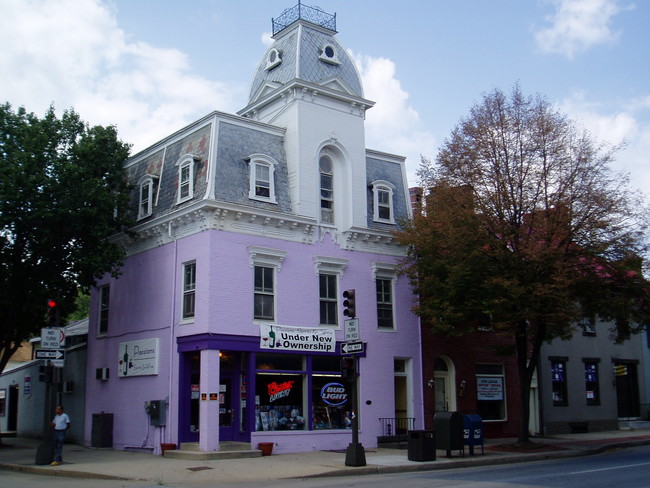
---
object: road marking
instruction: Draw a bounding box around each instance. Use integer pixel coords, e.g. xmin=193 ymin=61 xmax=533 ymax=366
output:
xmin=569 ymin=461 xmax=650 ymax=474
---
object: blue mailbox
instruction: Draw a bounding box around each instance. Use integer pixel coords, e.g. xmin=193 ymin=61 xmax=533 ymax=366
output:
xmin=463 ymin=414 xmax=484 ymax=455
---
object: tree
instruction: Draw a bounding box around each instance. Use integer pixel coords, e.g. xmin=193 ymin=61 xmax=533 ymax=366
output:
xmin=396 ymin=85 xmax=650 ymax=444
xmin=0 ymin=103 xmax=132 ymax=376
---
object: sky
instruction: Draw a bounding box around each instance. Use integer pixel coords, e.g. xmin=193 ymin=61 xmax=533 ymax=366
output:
xmin=1 ymin=0 xmax=649 ymax=193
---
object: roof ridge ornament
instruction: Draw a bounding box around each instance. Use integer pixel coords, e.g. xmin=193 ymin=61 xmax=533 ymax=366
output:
xmin=272 ymin=1 xmax=336 ymax=36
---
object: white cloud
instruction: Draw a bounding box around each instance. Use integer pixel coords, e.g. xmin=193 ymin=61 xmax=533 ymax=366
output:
xmin=0 ymin=0 xmax=242 ymax=153
xmin=559 ymin=91 xmax=650 ymax=195
xmin=351 ymin=51 xmax=436 ymax=185
xmin=534 ymin=0 xmax=629 ymax=58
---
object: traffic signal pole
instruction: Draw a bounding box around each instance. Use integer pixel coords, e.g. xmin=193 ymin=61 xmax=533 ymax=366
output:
xmin=344 ymin=358 xmax=366 ymax=466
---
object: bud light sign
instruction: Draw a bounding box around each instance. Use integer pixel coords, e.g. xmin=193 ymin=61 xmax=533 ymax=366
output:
xmin=320 ymin=382 xmax=348 ymax=406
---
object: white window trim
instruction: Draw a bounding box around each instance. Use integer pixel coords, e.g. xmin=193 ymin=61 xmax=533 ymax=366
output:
xmin=319 ymin=43 xmax=341 ymax=65
xmin=371 ymin=180 xmax=396 ymax=224
xmin=181 ymin=261 xmax=196 ymax=324
xmin=313 ymin=256 xmax=348 ymax=276
xmin=372 ymin=262 xmax=397 ymax=331
xmin=137 ymin=174 xmax=158 ymax=220
xmin=247 ymin=154 xmax=279 ymax=203
xmin=176 ymin=154 xmax=199 ymax=204
xmin=249 ymin=247 xmax=286 ymax=324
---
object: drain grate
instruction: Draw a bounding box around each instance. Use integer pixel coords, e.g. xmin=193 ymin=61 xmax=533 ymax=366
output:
xmin=187 ymin=466 xmax=214 ymax=472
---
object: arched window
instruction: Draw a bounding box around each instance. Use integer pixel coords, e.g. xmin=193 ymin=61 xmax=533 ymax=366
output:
xmin=247 ymin=154 xmax=278 ymax=203
xmin=176 ymin=155 xmax=198 ymax=204
xmin=371 ymin=180 xmax=396 ymax=224
xmin=319 ymin=155 xmax=334 ymax=224
xmin=137 ymin=175 xmax=158 ymax=220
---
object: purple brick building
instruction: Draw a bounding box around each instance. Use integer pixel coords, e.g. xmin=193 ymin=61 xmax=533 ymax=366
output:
xmin=85 ymin=3 xmax=423 ymax=455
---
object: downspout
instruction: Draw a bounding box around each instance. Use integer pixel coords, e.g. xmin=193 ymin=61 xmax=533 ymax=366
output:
xmin=167 ymin=221 xmax=178 ymax=445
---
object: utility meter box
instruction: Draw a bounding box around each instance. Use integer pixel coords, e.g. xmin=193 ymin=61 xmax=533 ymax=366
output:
xmin=146 ymin=400 xmax=166 ymax=426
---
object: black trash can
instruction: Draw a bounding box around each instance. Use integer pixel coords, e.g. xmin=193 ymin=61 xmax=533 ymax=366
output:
xmin=434 ymin=411 xmax=464 ymax=457
xmin=407 ymin=430 xmax=436 ymax=461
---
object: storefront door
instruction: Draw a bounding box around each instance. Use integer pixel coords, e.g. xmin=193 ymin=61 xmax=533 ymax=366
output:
xmin=219 ymin=375 xmax=237 ymax=441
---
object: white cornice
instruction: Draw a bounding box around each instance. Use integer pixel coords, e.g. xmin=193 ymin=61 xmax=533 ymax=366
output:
xmin=114 ymin=200 xmax=405 ymax=257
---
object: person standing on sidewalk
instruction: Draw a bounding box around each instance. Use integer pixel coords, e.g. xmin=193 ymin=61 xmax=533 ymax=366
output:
xmin=49 ymin=405 xmax=70 ymax=466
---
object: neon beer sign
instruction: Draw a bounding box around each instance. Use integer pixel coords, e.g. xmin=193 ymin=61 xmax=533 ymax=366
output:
xmin=267 ymin=380 xmax=295 ymax=402
xmin=320 ymin=382 xmax=348 ymax=406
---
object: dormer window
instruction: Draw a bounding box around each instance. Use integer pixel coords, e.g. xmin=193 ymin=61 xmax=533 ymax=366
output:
xmin=247 ymin=154 xmax=278 ymax=203
xmin=319 ymin=43 xmax=341 ymax=65
xmin=371 ymin=180 xmax=396 ymax=224
xmin=176 ymin=155 xmax=198 ymax=204
xmin=265 ymin=48 xmax=282 ymax=70
xmin=137 ymin=175 xmax=158 ymax=220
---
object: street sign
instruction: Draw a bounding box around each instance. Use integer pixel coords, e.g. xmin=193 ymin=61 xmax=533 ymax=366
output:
xmin=344 ymin=318 xmax=360 ymax=342
xmin=35 ymin=349 xmax=65 ymax=360
xmin=341 ymin=341 xmax=364 ymax=355
xmin=41 ymin=327 xmax=65 ymax=349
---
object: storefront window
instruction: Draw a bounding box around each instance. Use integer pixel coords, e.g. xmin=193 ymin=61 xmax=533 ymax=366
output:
xmin=312 ymin=376 xmax=352 ymax=430
xmin=253 ymin=353 xmax=353 ymax=432
xmin=255 ymin=373 xmax=305 ymax=431
xmin=475 ymin=364 xmax=506 ymax=420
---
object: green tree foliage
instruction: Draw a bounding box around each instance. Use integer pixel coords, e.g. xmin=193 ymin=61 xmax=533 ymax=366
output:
xmin=0 ymin=103 xmax=132 ymax=374
xmin=396 ymin=85 xmax=650 ymax=444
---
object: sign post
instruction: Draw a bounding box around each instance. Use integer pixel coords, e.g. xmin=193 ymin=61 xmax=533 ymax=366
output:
xmin=344 ymin=356 xmax=366 ymax=467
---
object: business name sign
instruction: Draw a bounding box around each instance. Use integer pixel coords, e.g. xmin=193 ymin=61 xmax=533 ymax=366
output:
xmin=260 ymin=324 xmax=335 ymax=352
xmin=118 ymin=338 xmax=159 ymax=377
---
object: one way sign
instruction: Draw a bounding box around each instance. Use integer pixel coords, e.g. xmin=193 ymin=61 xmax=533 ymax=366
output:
xmin=35 ymin=349 xmax=65 ymax=360
xmin=341 ymin=341 xmax=364 ymax=355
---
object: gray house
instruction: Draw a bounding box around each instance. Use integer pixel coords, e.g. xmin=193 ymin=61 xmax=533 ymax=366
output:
xmin=539 ymin=319 xmax=646 ymax=434
xmin=0 ymin=319 xmax=88 ymax=443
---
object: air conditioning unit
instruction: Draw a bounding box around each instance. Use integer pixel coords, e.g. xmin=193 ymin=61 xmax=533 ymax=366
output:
xmin=95 ymin=368 xmax=110 ymax=381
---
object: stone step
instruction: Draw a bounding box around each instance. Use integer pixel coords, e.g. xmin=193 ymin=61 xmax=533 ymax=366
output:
xmin=164 ymin=442 xmax=263 ymax=460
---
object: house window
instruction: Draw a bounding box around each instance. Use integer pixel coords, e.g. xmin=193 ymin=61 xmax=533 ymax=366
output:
xmin=476 ymin=364 xmax=506 ymax=420
xmin=176 ymin=155 xmax=197 ymax=203
xmin=320 ymin=155 xmax=334 ymax=224
xmin=98 ymin=285 xmax=110 ymax=335
xmin=584 ymin=360 xmax=600 ymax=405
xmin=249 ymin=246 xmax=286 ymax=322
xmin=371 ymin=180 xmax=396 ymax=223
xmin=182 ymin=262 xmax=196 ymax=320
xmin=372 ymin=262 xmax=396 ymax=330
xmin=581 ymin=317 xmax=596 ymax=336
xmin=254 ymin=266 xmax=274 ymax=321
xmin=376 ymin=279 xmax=394 ymax=329
xmin=319 ymin=273 xmax=338 ymax=326
xmin=248 ymin=155 xmax=278 ymax=203
xmin=551 ymin=358 xmax=568 ymax=406
xmin=138 ymin=177 xmax=154 ymax=219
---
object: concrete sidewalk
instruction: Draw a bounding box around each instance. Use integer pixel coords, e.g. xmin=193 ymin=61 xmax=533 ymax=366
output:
xmin=2 ymin=429 xmax=650 ymax=484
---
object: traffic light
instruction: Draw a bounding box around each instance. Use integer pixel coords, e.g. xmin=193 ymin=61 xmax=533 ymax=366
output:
xmin=38 ymin=365 xmax=53 ymax=383
xmin=46 ymin=299 xmax=59 ymax=327
xmin=343 ymin=289 xmax=356 ymax=318
xmin=340 ymin=356 xmax=357 ymax=380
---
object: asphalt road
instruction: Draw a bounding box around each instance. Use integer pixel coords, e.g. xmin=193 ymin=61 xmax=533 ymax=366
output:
xmin=2 ymin=445 xmax=650 ymax=488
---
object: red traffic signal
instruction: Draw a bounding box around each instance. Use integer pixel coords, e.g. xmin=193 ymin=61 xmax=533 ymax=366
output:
xmin=46 ymin=299 xmax=59 ymax=326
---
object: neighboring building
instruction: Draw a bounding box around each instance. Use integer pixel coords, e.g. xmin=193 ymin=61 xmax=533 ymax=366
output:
xmin=539 ymin=319 xmax=647 ymax=434
xmin=85 ymin=3 xmax=423 ymax=455
xmin=0 ymin=319 xmax=88 ymax=442
xmin=420 ymin=328 xmax=527 ymax=439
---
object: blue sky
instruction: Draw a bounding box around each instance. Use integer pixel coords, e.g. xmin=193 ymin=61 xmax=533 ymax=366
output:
xmin=1 ymin=0 xmax=648 ymax=191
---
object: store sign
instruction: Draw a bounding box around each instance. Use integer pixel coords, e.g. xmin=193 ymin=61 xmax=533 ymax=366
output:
xmin=320 ymin=382 xmax=348 ymax=406
xmin=260 ymin=324 xmax=335 ymax=352
xmin=477 ymin=377 xmax=504 ymax=401
xmin=118 ymin=338 xmax=159 ymax=377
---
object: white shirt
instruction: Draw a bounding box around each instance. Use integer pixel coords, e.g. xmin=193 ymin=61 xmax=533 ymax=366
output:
xmin=52 ymin=413 xmax=70 ymax=431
